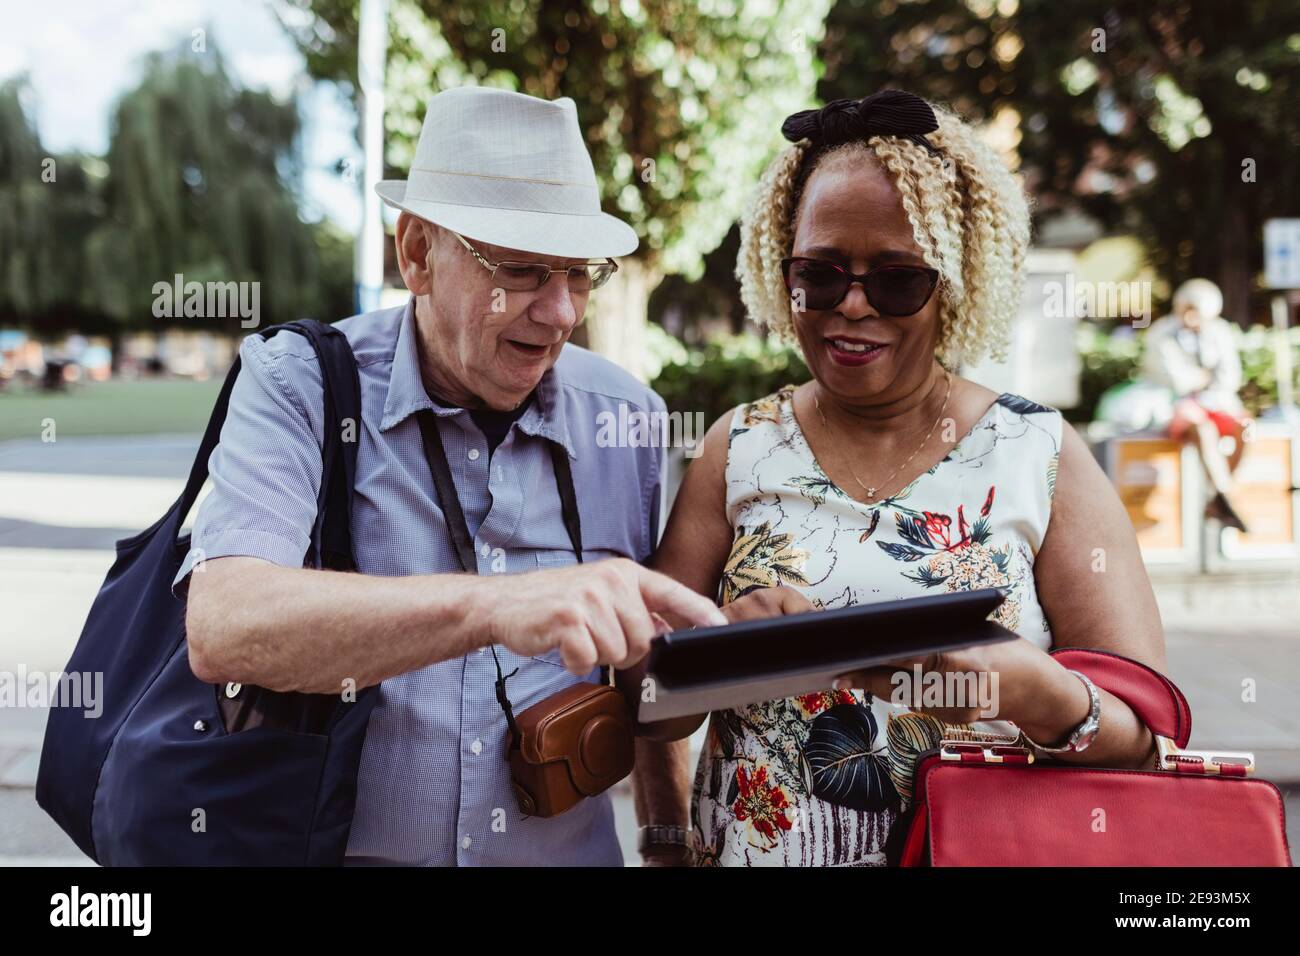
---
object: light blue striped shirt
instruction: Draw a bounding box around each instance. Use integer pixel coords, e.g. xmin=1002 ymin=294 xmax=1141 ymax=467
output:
xmin=175 ymin=298 xmax=667 ymax=865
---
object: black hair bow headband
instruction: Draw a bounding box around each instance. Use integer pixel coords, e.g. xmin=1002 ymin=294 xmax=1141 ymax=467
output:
xmin=781 ymin=89 xmax=941 ymax=156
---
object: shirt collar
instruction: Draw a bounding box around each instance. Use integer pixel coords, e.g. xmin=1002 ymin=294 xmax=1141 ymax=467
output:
xmin=379 ymin=297 xmax=578 ymax=460
xmin=515 ymin=362 xmax=578 ymax=460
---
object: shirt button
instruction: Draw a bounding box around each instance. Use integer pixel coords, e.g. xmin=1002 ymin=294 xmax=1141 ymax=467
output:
xmin=470 ymin=739 xmax=483 ymax=755
xmin=462 ymin=836 xmax=472 ymax=849
xmin=467 ymin=448 xmax=480 ymax=461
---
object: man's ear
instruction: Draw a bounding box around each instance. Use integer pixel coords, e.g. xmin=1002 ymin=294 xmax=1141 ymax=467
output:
xmin=395 ymin=213 xmax=437 ymax=296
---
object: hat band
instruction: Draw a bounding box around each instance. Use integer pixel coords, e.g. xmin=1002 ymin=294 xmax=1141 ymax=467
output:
xmin=404 ymin=168 xmax=601 ymax=215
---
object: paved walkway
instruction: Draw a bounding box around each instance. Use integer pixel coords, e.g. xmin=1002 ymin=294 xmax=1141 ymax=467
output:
xmin=2 ymin=435 xmax=1296 ymax=864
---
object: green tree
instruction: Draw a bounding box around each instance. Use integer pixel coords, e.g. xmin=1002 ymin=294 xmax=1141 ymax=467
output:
xmin=274 ymin=0 xmax=834 ymax=378
xmin=312 ymin=218 xmax=361 ymax=326
xmin=0 ymin=78 xmax=109 ymax=333
xmin=0 ymin=77 xmax=46 ymax=321
xmin=817 ymin=0 xmax=1300 ymax=326
xmin=85 ymin=44 xmax=328 ymax=335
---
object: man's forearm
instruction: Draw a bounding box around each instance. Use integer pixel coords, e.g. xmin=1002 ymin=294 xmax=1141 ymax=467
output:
xmin=632 ymin=737 xmax=691 ymax=830
xmin=187 ymin=556 xmax=491 ymax=693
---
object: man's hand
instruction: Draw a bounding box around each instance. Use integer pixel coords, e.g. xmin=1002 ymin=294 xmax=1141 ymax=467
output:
xmin=633 ymin=586 xmax=815 ymax=742
xmin=481 ymin=558 xmax=727 ymax=675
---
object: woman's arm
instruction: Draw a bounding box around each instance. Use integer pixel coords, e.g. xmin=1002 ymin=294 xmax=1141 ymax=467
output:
xmin=649 ymin=410 xmax=737 ymax=596
xmin=1026 ymin=419 xmax=1167 ymax=767
xmin=630 ymin=411 xmax=739 ymax=741
xmin=835 ymin=420 xmax=1167 ymax=770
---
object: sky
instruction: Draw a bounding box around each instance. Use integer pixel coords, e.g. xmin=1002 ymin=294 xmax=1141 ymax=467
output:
xmin=0 ymin=0 xmax=363 ymax=231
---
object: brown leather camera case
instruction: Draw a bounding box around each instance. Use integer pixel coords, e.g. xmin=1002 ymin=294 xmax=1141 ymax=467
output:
xmin=508 ymin=681 xmax=635 ymax=817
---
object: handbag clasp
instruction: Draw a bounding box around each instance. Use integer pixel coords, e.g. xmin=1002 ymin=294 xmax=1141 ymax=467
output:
xmin=1155 ymin=736 xmax=1255 ymax=776
xmin=939 ymin=739 xmax=1035 ymax=764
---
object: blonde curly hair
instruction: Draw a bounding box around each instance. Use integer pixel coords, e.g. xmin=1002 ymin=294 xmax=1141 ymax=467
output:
xmin=737 ymin=103 xmax=1030 ymax=368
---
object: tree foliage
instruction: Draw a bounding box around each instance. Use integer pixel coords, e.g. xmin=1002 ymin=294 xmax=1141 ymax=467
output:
xmin=817 ymin=0 xmax=1300 ymax=324
xmin=1 ymin=45 xmax=354 ymax=338
xmin=0 ymin=78 xmax=108 ymax=332
xmin=279 ymin=0 xmax=833 ymax=274
xmin=274 ymin=0 xmax=833 ymax=375
xmin=87 ymin=46 xmax=330 ymax=333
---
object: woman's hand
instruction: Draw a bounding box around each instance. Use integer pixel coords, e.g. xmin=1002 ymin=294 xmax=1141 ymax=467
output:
xmin=832 ymin=637 xmax=1090 ymax=738
xmin=721 ymin=585 xmax=815 ymax=623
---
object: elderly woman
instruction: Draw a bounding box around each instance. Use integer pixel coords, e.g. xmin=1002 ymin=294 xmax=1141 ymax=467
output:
xmin=1142 ymin=278 xmax=1251 ymax=532
xmin=641 ymin=91 xmax=1168 ymax=867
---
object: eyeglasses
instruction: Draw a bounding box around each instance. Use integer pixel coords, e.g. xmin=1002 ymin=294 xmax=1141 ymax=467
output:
xmin=452 ymin=231 xmax=618 ymax=292
xmin=780 ymin=257 xmax=940 ymax=316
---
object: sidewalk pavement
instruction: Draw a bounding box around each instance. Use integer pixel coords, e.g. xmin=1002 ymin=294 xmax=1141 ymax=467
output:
xmin=2 ymin=435 xmax=1297 ymax=864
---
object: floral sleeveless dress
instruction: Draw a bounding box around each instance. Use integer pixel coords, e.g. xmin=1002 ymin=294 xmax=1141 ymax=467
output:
xmin=690 ymin=384 xmax=1063 ymax=867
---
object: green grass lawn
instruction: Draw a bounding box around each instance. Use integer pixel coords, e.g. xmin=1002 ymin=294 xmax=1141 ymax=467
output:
xmin=0 ymin=378 xmax=225 ymax=443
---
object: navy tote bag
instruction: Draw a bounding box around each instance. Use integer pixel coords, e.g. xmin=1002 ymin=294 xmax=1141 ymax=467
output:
xmin=35 ymin=319 xmax=378 ymax=865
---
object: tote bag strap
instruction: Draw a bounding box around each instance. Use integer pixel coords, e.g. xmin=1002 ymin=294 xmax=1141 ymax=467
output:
xmin=274 ymin=320 xmax=362 ymax=572
xmin=171 ymin=320 xmax=360 ymax=570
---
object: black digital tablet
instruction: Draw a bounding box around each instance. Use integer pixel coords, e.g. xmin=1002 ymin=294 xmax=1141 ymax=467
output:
xmin=636 ymin=587 xmax=1018 ymax=722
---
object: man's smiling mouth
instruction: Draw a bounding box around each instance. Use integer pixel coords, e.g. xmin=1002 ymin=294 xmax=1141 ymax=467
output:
xmin=505 ymin=339 xmax=551 ymax=357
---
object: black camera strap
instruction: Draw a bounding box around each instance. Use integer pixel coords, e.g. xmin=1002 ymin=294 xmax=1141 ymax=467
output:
xmin=416 ymin=409 xmax=584 ymax=748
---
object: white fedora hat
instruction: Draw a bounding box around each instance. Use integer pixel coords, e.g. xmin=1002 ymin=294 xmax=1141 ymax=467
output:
xmin=376 ymin=86 xmax=639 ymax=260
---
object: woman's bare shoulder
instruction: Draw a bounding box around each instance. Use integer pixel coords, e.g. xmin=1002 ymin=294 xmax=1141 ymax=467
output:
xmin=950 ymin=375 xmax=1002 ymax=426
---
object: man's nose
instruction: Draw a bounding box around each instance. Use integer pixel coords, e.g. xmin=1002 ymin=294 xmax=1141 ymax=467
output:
xmin=528 ymin=272 xmax=581 ymax=331
xmin=836 ymin=281 xmax=876 ymax=321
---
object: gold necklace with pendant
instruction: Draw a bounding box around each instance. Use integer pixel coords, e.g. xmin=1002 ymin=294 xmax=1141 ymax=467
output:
xmin=813 ymin=369 xmax=953 ymax=502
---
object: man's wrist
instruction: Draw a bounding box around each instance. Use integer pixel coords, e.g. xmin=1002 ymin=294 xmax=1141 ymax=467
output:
xmin=641 ymin=846 xmax=691 ymax=866
xmin=638 ymin=823 xmax=689 ymax=855
xmin=460 ymin=575 xmax=499 ymax=651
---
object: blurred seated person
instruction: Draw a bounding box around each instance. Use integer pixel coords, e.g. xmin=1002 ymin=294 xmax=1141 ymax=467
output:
xmin=1141 ymin=278 xmax=1250 ymax=532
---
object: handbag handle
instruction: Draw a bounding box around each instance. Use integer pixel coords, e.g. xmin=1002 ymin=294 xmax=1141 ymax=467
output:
xmin=1049 ymin=647 xmax=1254 ymax=776
xmin=936 ymin=649 xmax=1254 ymax=777
xmin=1049 ymin=647 xmax=1190 ymax=747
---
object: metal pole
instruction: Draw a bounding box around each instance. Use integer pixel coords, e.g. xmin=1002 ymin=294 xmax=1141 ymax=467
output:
xmin=1272 ymin=294 xmax=1294 ymax=413
xmin=355 ymin=0 xmax=390 ymax=314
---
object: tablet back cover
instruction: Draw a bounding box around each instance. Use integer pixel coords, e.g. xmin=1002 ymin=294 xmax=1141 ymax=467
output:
xmin=637 ymin=588 xmax=1016 ymax=721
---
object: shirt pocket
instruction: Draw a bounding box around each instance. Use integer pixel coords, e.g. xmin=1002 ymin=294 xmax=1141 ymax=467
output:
xmin=530 ymin=549 xmax=622 ymax=671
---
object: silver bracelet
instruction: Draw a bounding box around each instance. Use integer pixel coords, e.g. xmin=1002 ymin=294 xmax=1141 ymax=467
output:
xmin=1021 ymin=669 xmax=1101 ymax=754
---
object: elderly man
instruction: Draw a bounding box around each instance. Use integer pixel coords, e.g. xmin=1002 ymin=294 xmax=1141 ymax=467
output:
xmin=180 ymin=87 xmax=723 ymax=866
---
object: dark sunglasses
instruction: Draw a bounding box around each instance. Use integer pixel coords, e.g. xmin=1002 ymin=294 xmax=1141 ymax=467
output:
xmin=780 ymin=257 xmax=939 ymax=316
xmin=454 ymin=231 xmax=617 ymax=292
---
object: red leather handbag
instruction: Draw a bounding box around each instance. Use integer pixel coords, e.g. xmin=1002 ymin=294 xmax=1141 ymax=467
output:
xmin=894 ymin=648 xmax=1292 ymax=866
